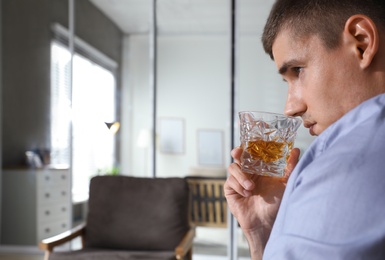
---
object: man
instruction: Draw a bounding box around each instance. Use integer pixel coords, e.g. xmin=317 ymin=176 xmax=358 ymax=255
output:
xmin=224 ymin=0 xmax=385 ymax=259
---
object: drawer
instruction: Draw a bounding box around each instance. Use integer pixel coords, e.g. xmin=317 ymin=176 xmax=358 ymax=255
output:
xmin=38 ymin=203 xmax=69 ymax=223
xmin=38 ymin=185 xmax=69 ymax=205
xmin=38 ymin=219 xmax=69 ymax=241
xmin=37 ymin=170 xmax=69 ymax=187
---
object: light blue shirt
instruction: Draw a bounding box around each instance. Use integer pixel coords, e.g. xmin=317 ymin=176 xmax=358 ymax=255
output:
xmin=264 ymin=93 xmax=385 ymax=259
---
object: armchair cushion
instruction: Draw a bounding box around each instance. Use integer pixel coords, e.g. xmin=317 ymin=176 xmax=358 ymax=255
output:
xmin=84 ymin=176 xmax=190 ymax=251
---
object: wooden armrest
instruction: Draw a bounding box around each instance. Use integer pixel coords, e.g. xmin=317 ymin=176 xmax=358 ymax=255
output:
xmin=39 ymin=223 xmax=86 ymax=252
xmin=175 ymin=227 xmax=195 ymax=260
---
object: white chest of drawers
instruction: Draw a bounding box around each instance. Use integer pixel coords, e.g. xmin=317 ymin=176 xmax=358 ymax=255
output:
xmin=1 ymin=167 xmax=71 ymax=246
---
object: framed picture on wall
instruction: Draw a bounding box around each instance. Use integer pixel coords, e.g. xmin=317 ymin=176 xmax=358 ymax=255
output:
xmin=197 ymin=129 xmax=224 ymax=166
xmin=159 ymin=117 xmax=185 ymax=154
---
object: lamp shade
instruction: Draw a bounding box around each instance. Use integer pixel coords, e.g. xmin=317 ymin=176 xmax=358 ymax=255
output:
xmin=105 ymin=122 xmax=120 ymax=135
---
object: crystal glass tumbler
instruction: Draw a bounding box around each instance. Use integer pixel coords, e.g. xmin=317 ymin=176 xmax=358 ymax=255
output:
xmin=239 ymin=111 xmax=302 ymax=177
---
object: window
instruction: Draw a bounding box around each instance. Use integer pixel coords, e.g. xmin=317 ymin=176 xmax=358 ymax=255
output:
xmin=51 ymin=41 xmax=117 ymax=202
xmin=51 ymin=42 xmax=72 ymax=167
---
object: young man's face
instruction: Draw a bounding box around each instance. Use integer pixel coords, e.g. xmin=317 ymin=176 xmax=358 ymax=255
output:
xmin=272 ymin=29 xmax=364 ymax=136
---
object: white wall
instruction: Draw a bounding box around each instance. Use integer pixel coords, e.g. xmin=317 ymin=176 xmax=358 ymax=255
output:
xmin=121 ymin=34 xmax=152 ymax=176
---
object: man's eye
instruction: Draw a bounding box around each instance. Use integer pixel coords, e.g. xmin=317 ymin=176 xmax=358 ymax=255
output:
xmin=292 ymin=67 xmax=303 ymax=75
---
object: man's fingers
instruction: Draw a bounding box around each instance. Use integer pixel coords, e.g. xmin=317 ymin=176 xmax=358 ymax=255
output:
xmin=231 ymin=146 xmax=243 ymax=164
xmin=226 ymin=162 xmax=255 ymax=197
xmin=284 ymin=148 xmax=300 ymax=178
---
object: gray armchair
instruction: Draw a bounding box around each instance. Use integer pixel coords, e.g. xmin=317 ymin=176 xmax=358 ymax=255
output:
xmin=39 ymin=176 xmax=195 ymax=260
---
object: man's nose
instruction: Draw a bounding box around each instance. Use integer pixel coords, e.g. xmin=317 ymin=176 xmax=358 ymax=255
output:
xmin=284 ymin=87 xmax=306 ymax=117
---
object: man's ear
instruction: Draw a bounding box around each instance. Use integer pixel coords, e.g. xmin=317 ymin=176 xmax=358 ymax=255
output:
xmin=343 ymin=14 xmax=379 ymax=69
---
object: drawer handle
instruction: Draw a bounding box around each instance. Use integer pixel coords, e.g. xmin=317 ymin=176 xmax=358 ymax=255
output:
xmin=62 ymin=223 xmax=67 ymax=228
xmin=45 ymin=228 xmax=50 ymax=233
xmin=61 ymin=191 xmax=67 ymax=196
xmin=62 ymin=207 xmax=66 ymax=212
xmin=61 ymin=175 xmax=66 ymax=180
xmin=45 ymin=193 xmax=50 ymax=198
xmin=45 ymin=176 xmax=50 ymax=181
xmin=45 ymin=210 xmax=50 ymax=215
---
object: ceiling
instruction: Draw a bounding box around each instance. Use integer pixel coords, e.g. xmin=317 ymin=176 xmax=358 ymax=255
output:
xmin=89 ymin=0 xmax=275 ymax=35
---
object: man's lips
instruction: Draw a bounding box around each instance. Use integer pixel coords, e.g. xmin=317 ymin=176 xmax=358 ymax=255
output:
xmin=304 ymin=122 xmax=316 ymax=136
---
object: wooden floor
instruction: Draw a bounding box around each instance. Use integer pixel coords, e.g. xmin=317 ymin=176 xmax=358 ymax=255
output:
xmin=0 ymin=253 xmax=43 ymax=260
xmin=0 ymin=244 xmax=251 ymax=260
xmin=0 ymin=254 xmax=251 ymax=260
xmin=0 ymin=239 xmax=251 ymax=260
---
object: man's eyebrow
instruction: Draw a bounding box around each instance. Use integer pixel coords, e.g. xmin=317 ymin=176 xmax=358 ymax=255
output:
xmin=278 ymin=59 xmax=300 ymax=75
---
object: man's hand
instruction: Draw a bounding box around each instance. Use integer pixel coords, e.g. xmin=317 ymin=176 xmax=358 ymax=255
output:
xmin=224 ymin=147 xmax=300 ymax=258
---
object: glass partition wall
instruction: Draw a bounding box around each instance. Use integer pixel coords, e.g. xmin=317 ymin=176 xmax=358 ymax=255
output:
xmin=155 ymin=2 xmax=231 ymax=178
xmin=156 ymin=1 xmax=234 ymax=257
xmin=123 ymin=0 xmax=234 ymax=257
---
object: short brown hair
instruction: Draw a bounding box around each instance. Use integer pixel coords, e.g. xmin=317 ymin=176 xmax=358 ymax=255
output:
xmin=262 ymin=0 xmax=385 ymax=59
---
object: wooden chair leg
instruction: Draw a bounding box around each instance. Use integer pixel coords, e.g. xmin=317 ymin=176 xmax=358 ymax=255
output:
xmin=44 ymin=251 xmax=50 ymax=260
